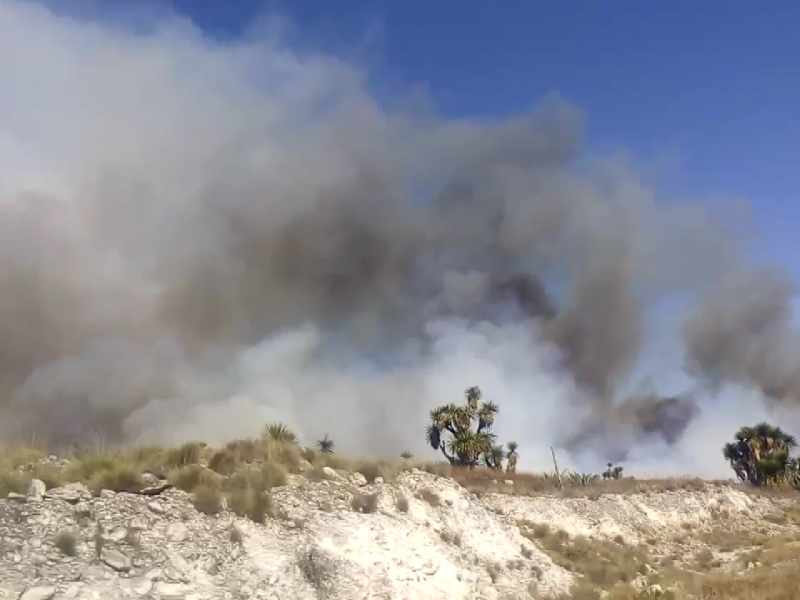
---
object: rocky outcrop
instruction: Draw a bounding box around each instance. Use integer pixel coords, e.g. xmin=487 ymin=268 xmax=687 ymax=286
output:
xmin=0 ymin=469 xmax=573 ymax=600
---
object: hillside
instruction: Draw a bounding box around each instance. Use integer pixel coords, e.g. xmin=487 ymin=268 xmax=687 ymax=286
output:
xmin=1 ymin=442 xmax=799 ymax=600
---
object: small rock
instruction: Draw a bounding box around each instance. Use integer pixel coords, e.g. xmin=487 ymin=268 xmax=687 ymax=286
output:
xmin=148 ymin=501 xmax=166 ymax=515
xmin=19 ymin=586 xmax=56 ymax=600
xmin=321 ymin=467 xmax=339 ymax=480
xmin=131 ymin=577 xmax=153 ymax=595
xmin=166 ymin=522 xmax=188 ymax=542
xmin=107 ymin=526 xmax=128 ymax=542
xmin=154 ymin=582 xmax=190 ymax=599
xmin=504 ymin=480 xmax=514 ymax=486
xmin=101 ymin=548 xmax=132 ymax=572
xmin=26 ymin=478 xmax=46 ymax=500
xmin=374 ymin=476 xmax=384 ymax=485
xmin=45 ymin=482 xmax=89 ymax=503
xmin=7 ymin=492 xmax=28 ymax=503
xmin=140 ymin=481 xmax=173 ymax=496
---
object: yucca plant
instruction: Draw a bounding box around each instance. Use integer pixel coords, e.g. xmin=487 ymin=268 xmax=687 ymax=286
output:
xmin=400 ymin=451 xmax=413 ymax=460
xmin=566 ymin=471 xmax=600 ymax=487
xmin=426 ymin=386 xmax=518 ymax=469
xmin=262 ymin=423 xmax=299 ymax=445
xmin=723 ymin=422 xmax=798 ymax=487
xmin=316 ymin=434 xmax=335 ymax=454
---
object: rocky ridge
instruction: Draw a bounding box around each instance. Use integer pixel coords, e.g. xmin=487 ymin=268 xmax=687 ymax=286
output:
xmin=0 ymin=459 xmax=795 ymax=600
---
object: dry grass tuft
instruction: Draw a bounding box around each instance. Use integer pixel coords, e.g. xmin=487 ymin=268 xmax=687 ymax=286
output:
xmin=415 ymin=487 xmax=441 ymax=507
xmin=53 ymin=530 xmax=79 ymax=557
xmin=192 ymin=483 xmax=225 ymax=515
xmin=350 ymin=492 xmax=379 ymax=514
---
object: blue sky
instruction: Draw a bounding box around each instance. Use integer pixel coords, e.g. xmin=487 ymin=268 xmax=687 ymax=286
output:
xmin=47 ymin=0 xmax=798 ymax=275
xmin=146 ymin=0 xmax=800 ymax=273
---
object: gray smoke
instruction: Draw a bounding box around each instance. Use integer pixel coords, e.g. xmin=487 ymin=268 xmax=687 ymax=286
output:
xmin=0 ymin=1 xmax=793 ymax=473
xmin=684 ymin=268 xmax=800 ymax=405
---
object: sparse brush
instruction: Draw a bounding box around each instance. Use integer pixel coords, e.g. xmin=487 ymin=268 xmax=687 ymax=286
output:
xmin=566 ymin=471 xmax=600 ymax=487
xmin=262 ymin=440 xmax=303 ymax=473
xmin=486 ymin=562 xmax=502 ymax=583
xmin=228 ymin=525 xmax=244 ymax=544
xmin=0 ymin=470 xmax=31 ymax=498
xmin=300 ymin=447 xmax=317 ymax=463
xmin=53 ymin=530 xmax=78 ymax=557
xmin=351 ymin=492 xmax=379 ymax=513
xmin=208 ymin=449 xmax=241 ymax=476
xmin=164 ymin=442 xmax=206 ymax=468
xmin=416 ymin=487 xmax=441 ymax=507
xmin=395 ymin=495 xmax=410 ymax=513
xmin=356 ymin=460 xmax=384 ymax=484
xmin=250 ymin=491 xmax=276 ymax=523
xmin=297 ymin=547 xmax=336 ymax=592
xmin=400 ymin=451 xmax=413 ymax=460
xmin=88 ymin=463 xmax=144 ymax=493
xmin=422 ymin=462 xmax=452 ymax=478
xmin=193 ymin=483 xmax=224 ymax=515
xmin=318 ymin=453 xmax=353 ymax=471
xmin=169 ymin=464 xmax=218 ymax=492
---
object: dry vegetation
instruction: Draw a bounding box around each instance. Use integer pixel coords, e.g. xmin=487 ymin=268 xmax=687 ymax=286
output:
xmin=519 ymin=504 xmax=800 ymax=600
xmin=3 ymin=431 xmax=800 ymax=599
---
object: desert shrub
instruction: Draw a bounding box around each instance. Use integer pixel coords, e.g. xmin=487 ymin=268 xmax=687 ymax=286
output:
xmin=53 ymin=530 xmax=78 ymax=557
xmin=395 ymin=495 xmax=410 ymax=513
xmin=416 ymin=487 xmax=441 ymax=507
xmin=356 ymin=460 xmax=384 ymax=484
xmin=193 ymin=483 xmax=224 ymax=515
xmin=169 ymin=464 xmax=218 ymax=492
xmin=351 ymin=492 xmax=379 ymax=514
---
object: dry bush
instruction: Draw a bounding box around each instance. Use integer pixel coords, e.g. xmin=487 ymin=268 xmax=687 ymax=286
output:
xmin=315 ymin=453 xmax=353 ymax=471
xmin=193 ymin=483 xmax=224 ymax=515
xmin=519 ymin=521 xmax=648 ymax=589
xmin=169 ymin=464 xmax=219 ymax=492
xmin=416 ymin=487 xmax=441 ymax=506
xmin=208 ymin=449 xmax=241 ymax=476
xmin=351 ymin=492 xmax=379 ymax=514
xmin=356 ymin=460 xmax=386 ymax=484
xmin=0 ymin=470 xmax=31 ymax=498
xmin=395 ymin=494 xmax=410 ymax=513
xmin=53 ymin=530 xmax=79 ymax=557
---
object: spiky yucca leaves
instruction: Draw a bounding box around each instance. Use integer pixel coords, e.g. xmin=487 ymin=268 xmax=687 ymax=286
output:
xmin=400 ymin=451 xmax=413 ymax=460
xmin=566 ymin=471 xmax=600 ymax=487
xmin=482 ymin=445 xmax=506 ymax=470
xmin=723 ymin=422 xmax=798 ymax=487
xmin=316 ymin=434 xmax=334 ymax=454
xmin=262 ymin=423 xmax=298 ymax=445
xmin=427 ymin=386 xmax=516 ymax=469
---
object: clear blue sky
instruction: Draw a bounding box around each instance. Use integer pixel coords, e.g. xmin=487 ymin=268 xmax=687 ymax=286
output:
xmin=60 ymin=0 xmax=800 ymax=276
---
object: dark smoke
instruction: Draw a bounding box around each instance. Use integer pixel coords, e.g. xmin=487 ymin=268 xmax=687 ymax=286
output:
xmin=684 ymin=268 xmax=800 ymax=405
xmin=0 ymin=1 xmax=796 ymax=470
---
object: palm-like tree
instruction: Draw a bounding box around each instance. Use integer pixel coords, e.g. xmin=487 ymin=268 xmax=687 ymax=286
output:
xmin=316 ymin=434 xmax=335 ymax=454
xmin=505 ymin=441 xmax=519 ymax=474
xmin=482 ymin=444 xmax=506 ymax=470
xmin=723 ymin=422 xmax=798 ymax=486
xmin=427 ymin=386 xmax=517 ymax=469
xmin=263 ymin=422 xmax=299 ymax=444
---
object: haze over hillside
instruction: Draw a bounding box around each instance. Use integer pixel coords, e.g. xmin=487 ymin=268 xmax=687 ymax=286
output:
xmin=1 ymin=0 xmax=799 ymax=478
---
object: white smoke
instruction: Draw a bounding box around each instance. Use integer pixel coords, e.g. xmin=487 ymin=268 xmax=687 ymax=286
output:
xmin=0 ymin=0 xmax=791 ymax=480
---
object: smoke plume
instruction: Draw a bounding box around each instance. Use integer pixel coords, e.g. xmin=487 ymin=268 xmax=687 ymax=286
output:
xmin=0 ymin=0 xmax=796 ymax=476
